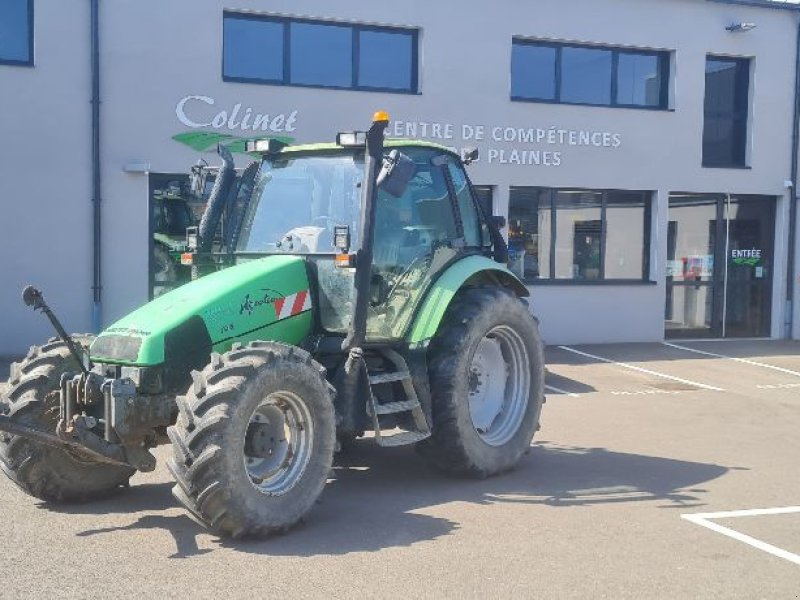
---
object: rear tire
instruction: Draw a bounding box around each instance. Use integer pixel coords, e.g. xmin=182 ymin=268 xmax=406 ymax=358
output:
xmin=167 ymin=342 xmax=336 ymax=538
xmin=419 ymin=287 xmax=545 ymax=477
xmin=0 ymin=337 xmax=135 ymax=502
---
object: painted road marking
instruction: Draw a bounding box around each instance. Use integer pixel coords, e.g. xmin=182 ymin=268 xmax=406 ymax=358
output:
xmin=558 ymin=346 xmax=725 ymax=392
xmin=664 ymin=342 xmax=800 ymax=378
xmin=756 ymin=382 xmax=800 ymax=390
xmin=544 ymin=384 xmax=580 ymax=398
xmin=682 ymin=506 xmax=800 ymax=566
xmin=609 ymin=389 xmax=681 ymax=396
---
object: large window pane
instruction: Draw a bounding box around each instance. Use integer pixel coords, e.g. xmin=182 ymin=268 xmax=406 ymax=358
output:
xmin=0 ymin=0 xmax=31 ymax=64
xmin=223 ymin=17 xmax=284 ymax=81
xmin=553 ymin=191 xmax=603 ymax=279
xmin=509 ymin=188 xmax=551 ymax=280
xmin=617 ymin=53 xmax=662 ymax=107
xmin=358 ymin=30 xmax=413 ymax=91
xmin=703 ymin=57 xmax=749 ymax=167
xmin=605 ymin=191 xmax=648 ymax=278
xmin=511 ymin=43 xmax=556 ymax=100
xmin=561 ymin=47 xmax=612 ymax=105
xmin=290 ymin=22 xmax=352 ymax=87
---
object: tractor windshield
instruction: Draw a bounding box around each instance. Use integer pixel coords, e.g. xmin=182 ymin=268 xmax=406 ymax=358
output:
xmin=236 ymin=153 xmax=364 ymax=254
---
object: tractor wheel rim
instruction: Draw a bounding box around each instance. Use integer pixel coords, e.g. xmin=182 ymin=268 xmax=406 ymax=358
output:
xmin=243 ymin=391 xmax=313 ymax=496
xmin=467 ymin=325 xmax=530 ymax=447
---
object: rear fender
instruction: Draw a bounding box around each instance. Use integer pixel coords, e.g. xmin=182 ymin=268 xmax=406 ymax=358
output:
xmin=406 ymin=255 xmax=529 ymax=346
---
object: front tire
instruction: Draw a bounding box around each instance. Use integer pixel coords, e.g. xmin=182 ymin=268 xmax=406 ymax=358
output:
xmin=0 ymin=337 xmax=135 ymax=502
xmin=419 ymin=287 xmax=545 ymax=477
xmin=167 ymin=342 xmax=336 ymax=538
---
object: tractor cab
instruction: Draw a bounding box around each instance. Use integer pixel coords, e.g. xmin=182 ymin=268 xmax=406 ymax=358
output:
xmin=234 ymin=140 xmax=501 ymax=341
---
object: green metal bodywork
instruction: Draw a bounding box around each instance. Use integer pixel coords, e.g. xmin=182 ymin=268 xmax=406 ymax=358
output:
xmin=91 ymin=256 xmax=312 ymax=366
xmin=407 ymin=255 xmax=528 ymax=345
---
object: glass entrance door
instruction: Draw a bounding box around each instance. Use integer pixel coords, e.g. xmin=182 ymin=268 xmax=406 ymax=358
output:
xmin=665 ymin=194 xmax=775 ymax=338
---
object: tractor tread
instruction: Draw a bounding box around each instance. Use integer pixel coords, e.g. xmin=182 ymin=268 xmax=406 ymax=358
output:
xmin=0 ymin=336 xmax=134 ymax=503
xmin=167 ymin=340 xmax=335 ymax=538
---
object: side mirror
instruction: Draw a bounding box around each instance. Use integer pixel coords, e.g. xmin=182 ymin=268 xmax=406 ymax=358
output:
xmin=492 ymin=215 xmax=507 ymax=229
xmin=377 ymin=150 xmax=416 ymax=198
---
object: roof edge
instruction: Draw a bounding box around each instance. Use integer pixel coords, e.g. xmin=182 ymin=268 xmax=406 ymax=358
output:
xmin=706 ymin=0 xmax=800 ymax=12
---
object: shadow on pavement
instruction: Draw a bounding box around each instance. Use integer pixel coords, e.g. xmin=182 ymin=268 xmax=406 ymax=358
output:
xmin=66 ymin=441 xmax=731 ymax=559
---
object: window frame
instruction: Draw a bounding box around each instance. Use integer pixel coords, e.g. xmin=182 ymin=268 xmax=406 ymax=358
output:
xmin=508 ymin=186 xmax=654 ymax=284
xmin=222 ymin=11 xmax=419 ymax=94
xmin=510 ymin=38 xmax=670 ymax=110
xmin=0 ymin=0 xmax=34 ymax=67
xmin=702 ymin=55 xmax=751 ymax=169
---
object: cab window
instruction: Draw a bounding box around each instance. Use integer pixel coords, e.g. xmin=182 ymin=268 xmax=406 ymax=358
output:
xmin=367 ymin=148 xmax=460 ymax=339
xmin=445 ymin=159 xmax=484 ymax=247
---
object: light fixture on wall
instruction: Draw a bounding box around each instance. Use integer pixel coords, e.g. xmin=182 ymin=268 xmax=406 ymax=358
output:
xmin=725 ymin=22 xmax=757 ymax=33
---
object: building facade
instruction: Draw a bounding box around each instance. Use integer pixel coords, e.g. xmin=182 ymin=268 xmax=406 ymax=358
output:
xmin=1 ymin=0 xmax=799 ymax=355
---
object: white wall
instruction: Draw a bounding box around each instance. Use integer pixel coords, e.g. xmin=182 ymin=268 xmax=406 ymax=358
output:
xmin=0 ymin=1 xmax=92 ymax=356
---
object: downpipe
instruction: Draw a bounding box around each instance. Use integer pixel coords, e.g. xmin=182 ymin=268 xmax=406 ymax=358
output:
xmin=786 ymin=18 xmax=800 ymax=338
xmin=90 ymin=0 xmax=102 ymax=332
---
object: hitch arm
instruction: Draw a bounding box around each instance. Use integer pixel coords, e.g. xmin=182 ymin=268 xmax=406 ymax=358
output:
xmin=21 ymin=286 xmax=89 ymax=375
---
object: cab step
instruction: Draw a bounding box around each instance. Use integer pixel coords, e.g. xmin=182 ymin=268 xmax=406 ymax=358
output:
xmin=365 ymin=349 xmax=431 ymax=448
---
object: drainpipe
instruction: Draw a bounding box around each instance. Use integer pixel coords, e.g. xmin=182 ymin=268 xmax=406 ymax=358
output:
xmin=786 ymin=18 xmax=800 ymax=338
xmin=90 ymin=0 xmax=102 ymax=332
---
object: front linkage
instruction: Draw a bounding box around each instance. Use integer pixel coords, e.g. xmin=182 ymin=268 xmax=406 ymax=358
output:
xmin=0 ymin=287 xmax=168 ymax=472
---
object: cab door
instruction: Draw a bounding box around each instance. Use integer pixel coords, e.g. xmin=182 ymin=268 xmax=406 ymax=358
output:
xmin=366 ymin=148 xmax=473 ymax=340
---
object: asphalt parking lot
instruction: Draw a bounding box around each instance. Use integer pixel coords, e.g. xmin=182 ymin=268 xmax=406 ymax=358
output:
xmin=0 ymin=340 xmax=798 ymax=598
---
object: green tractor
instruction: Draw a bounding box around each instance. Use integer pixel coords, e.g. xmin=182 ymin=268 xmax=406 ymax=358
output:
xmin=0 ymin=112 xmax=545 ymax=538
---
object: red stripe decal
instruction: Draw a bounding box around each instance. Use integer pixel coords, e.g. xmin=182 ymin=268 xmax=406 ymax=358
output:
xmin=273 ymin=297 xmax=285 ymax=319
xmin=291 ymin=291 xmax=307 ymax=315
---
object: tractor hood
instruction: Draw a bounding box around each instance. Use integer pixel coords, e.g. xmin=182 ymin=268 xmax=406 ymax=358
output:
xmin=90 ymin=256 xmax=313 ymax=366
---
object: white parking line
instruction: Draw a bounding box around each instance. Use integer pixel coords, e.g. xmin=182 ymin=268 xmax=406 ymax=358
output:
xmin=558 ymin=346 xmax=725 ymax=392
xmin=682 ymin=506 xmax=800 ymax=566
xmin=664 ymin=342 xmax=800 ymax=378
xmin=544 ymin=384 xmax=580 ymax=398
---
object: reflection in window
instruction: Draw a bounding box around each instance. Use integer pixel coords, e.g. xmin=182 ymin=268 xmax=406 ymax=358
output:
xmin=617 ymin=53 xmax=663 ymax=107
xmin=358 ymin=30 xmax=414 ymax=90
xmin=223 ymin=12 xmax=418 ymax=93
xmin=511 ymin=39 xmax=669 ymax=109
xmin=508 ymin=188 xmax=551 ymax=280
xmin=561 ymin=48 xmax=612 ymax=105
xmin=509 ymin=187 xmax=651 ymax=282
xmin=0 ymin=0 xmax=32 ymax=65
xmin=290 ymin=22 xmax=352 ymax=87
xmin=511 ymin=44 xmax=557 ymax=100
xmin=554 ymin=191 xmax=603 ymax=279
xmin=223 ymin=17 xmax=284 ymax=82
xmin=703 ymin=57 xmax=750 ymax=167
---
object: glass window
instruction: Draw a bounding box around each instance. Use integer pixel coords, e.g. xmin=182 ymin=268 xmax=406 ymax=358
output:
xmin=553 ymin=191 xmax=603 ymax=280
xmin=561 ymin=47 xmax=612 ymax=105
xmin=290 ymin=22 xmax=352 ymax=88
xmin=473 ymin=186 xmax=493 ymax=217
xmin=703 ymin=57 xmax=749 ymax=168
xmin=509 ymin=187 xmax=651 ymax=282
xmin=237 ymin=154 xmax=364 ymax=254
xmin=358 ymin=29 xmax=414 ymax=90
xmin=223 ymin=16 xmax=284 ymax=82
xmin=605 ymin=191 xmax=649 ymax=279
xmin=446 ymin=161 xmax=482 ymax=247
xmin=508 ymin=188 xmax=552 ymax=280
xmin=0 ymin=0 xmax=32 ymax=65
xmin=617 ymin=53 xmax=662 ymax=107
xmin=368 ymin=150 xmax=459 ymax=339
xmin=511 ymin=44 xmax=556 ymax=100
xmin=223 ymin=12 xmax=418 ymax=93
xmin=511 ymin=39 xmax=669 ymax=109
